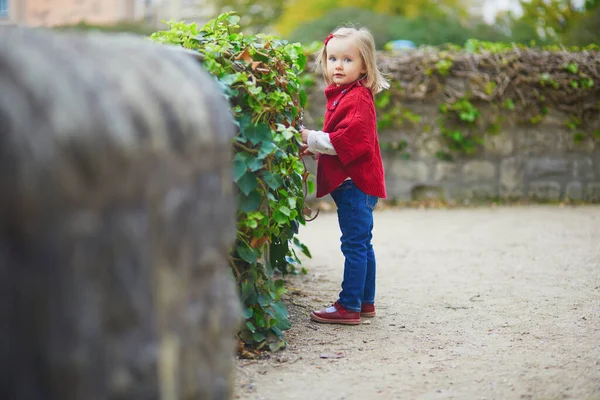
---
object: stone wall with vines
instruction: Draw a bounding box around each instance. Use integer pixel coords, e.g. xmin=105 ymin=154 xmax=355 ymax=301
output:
xmin=302 ymin=41 xmax=600 ymax=203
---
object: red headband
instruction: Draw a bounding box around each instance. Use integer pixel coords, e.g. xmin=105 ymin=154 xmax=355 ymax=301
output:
xmin=324 ymin=33 xmax=334 ymax=46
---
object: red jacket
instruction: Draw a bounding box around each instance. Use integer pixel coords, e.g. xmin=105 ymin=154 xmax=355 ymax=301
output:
xmin=316 ymin=80 xmax=387 ymax=199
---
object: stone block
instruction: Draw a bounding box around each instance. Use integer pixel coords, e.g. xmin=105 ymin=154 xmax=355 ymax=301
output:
xmin=573 ymin=157 xmax=595 ymax=180
xmin=584 ymin=183 xmax=600 ymax=202
xmin=514 ymin=128 xmax=572 ymax=155
xmin=417 ymin=137 xmax=443 ymax=157
xmin=462 ymin=160 xmax=496 ymax=183
xmin=460 ymin=184 xmax=497 ymax=199
xmin=387 ymin=158 xmax=430 ymax=182
xmin=0 ymin=29 xmax=240 ymax=400
xmin=434 ymin=161 xmax=459 ymax=182
xmin=385 ymin=180 xmax=415 ymax=201
xmin=526 ymin=158 xmax=571 ymax=180
xmin=411 ymin=184 xmax=445 ymax=201
xmin=483 ymin=132 xmax=514 ymax=156
xmin=528 ymin=181 xmax=562 ymax=202
xmin=500 ymin=157 xmax=525 ymax=199
xmin=565 ymin=182 xmax=583 ymax=201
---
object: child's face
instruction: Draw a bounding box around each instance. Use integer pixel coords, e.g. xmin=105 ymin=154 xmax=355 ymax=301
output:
xmin=326 ymin=37 xmax=366 ymax=86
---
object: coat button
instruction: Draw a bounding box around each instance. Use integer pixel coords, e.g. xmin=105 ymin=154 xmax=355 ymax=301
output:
xmin=333 ymin=100 xmax=338 ymax=106
xmin=342 ymin=89 xmax=347 ymax=93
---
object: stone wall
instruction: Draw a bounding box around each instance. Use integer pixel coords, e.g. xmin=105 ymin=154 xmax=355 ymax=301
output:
xmin=302 ymin=80 xmax=600 ymax=204
xmin=0 ymin=28 xmax=241 ymax=400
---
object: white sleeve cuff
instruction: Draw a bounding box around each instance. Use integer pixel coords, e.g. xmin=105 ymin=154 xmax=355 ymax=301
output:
xmin=307 ymin=130 xmax=337 ymax=155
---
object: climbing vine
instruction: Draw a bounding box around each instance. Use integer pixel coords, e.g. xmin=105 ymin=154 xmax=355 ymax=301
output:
xmin=151 ymin=13 xmax=312 ymax=352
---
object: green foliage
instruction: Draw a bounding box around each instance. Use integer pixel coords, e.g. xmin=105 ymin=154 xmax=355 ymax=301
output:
xmin=374 ymin=88 xmax=420 ymax=159
xmin=437 ymin=97 xmax=483 ymax=156
xmin=518 ymin=0 xmax=584 ymax=39
xmin=275 ymin=0 xmax=469 ymax=37
xmin=52 ymin=20 xmax=155 ymax=35
xmin=287 ymin=7 xmax=404 ymax=49
xmin=510 ymin=0 xmax=600 ymax=46
xmin=441 ymin=98 xmax=480 ymax=123
xmin=151 ymin=13 xmax=311 ymax=351
xmin=286 ymin=7 xmax=487 ymax=49
xmin=205 ymin=0 xmax=286 ymax=33
xmin=285 ymin=4 xmax=598 ymax=49
xmin=563 ymin=6 xmax=600 ymax=46
xmin=387 ymin=14 xmax=473 ymax=47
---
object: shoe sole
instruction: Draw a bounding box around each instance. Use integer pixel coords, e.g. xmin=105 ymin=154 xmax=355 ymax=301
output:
xmin=360 ymin=312 xmax=376 ymax=318
xmin=310 ymin=312 xmax=360 ymax=325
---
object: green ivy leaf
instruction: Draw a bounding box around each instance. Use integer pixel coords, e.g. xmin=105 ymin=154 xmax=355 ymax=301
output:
xmin=272 ymin=211 xmax=288 ymax=225
xmin=237 ymin=245 xmax=258 ymax=263
xmin=299 ymin=90 xmax=308 ymax=108
xmin=293 ymin=237 xmax=312 ymax=258
xmin=236 ymin=172 xmax=258 ymax=195
xmin=252 ymin=332 xmax=266 ymax=342
xmin=233 ymin=160 xmax=246 ymax=182
xmin=242 ymin=307 xmax=253 ymax=318
xmin=241 ymin=281 xmax=257 ymax=302
xmin=278 ymin=206 xmax=291 ymax=217
xmin=246 ymin=321 xmax=256 ymax=333
xmin=257 ymin=294 xmax=269 ymax=307
xmin=245 ymin=155 xmax=263 ymax=172
xmin=226 ymin=15 xmax=240 ymax=25
xmin=245 ymin=122 xmax=272 ymax=145
xmin=262 ymin=171 xmax=283 ymax=190
xmin=258 ymin=141 xmax=277 ymax=158
xmin=296 ymin=53 xmax=307 ymax=71
xmin=271 ymin=301 xmax=291 ymax=330
xmin=307 ymin=179 xmax=315 ymax=195
xmin=239 ymin=190 xmax=262 ymax=212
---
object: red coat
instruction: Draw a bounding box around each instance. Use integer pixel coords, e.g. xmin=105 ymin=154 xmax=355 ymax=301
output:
xmin=316 ymin=80 xmax=387 ymax=199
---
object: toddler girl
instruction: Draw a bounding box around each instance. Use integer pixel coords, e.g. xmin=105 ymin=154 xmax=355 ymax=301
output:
xmin=301 ymin=26 xmax=389 ymax=325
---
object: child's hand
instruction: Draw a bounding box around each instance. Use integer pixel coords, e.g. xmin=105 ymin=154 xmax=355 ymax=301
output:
xmin=299 ymin=144 xmax=317 ymax=161
xmin=299 ymin=143 xmax=314 ymax=157
xmin=300 ymin=128 xmax=310 ymax=144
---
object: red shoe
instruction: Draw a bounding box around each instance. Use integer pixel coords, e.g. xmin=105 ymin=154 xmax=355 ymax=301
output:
xmin=361 ymin=303 xmax=376 ymax=318
xmin=310 ymin=301 xmax=360 ymax=325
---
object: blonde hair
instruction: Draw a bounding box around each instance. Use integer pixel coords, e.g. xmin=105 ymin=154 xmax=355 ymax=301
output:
xmin=315 ymin=26 xmax=390 ymax=94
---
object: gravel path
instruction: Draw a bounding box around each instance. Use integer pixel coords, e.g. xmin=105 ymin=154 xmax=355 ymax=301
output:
xmin=235 ymin=206 xmax=600 ymax=400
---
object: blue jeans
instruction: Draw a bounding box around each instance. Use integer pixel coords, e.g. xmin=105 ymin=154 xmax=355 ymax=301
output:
xmin=330 ymin=180 xmax=378 ymax=312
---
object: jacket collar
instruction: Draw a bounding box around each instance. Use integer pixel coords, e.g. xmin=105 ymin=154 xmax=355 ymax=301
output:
xmin=325 ymin=79 xmax=364 ymax=111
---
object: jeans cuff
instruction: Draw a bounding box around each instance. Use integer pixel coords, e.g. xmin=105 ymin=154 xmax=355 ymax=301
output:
xmin=338 ymin=300 xmax=361 ymax=313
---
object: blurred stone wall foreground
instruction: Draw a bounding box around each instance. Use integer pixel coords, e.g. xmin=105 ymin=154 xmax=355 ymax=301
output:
xmin=0 ymin=28 xmax=240 ymax=400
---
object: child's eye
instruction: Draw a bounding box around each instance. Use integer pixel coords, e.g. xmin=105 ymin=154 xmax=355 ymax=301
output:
xmin=329 ymin=56 xmax=336 ymax=61
xmin=344 ymin=58 xmax=352 ymax=62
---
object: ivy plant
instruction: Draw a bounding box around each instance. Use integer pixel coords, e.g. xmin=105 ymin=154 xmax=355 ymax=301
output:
xmin=365 ymin=39 xmax=600 ymax=160
xmin=151 ymin=12 xmax=311 ymax=352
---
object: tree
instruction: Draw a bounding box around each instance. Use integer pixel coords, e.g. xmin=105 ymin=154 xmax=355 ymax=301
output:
xmin=274 ymin=0 xmax=471 ymax=36
xmin=518 ymin=0 xmax=590 ymax=40
xmin=287 ymin=8 xmax=405 ymax=48
xmin=562 ymin=4 xmax=600 ymax=45
xmin=206 ymin=0 xmax=286 ymax=32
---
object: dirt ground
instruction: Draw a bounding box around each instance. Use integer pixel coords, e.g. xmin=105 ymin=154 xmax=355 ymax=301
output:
xmin=234 ymin=205 xmax=600 ymax=400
